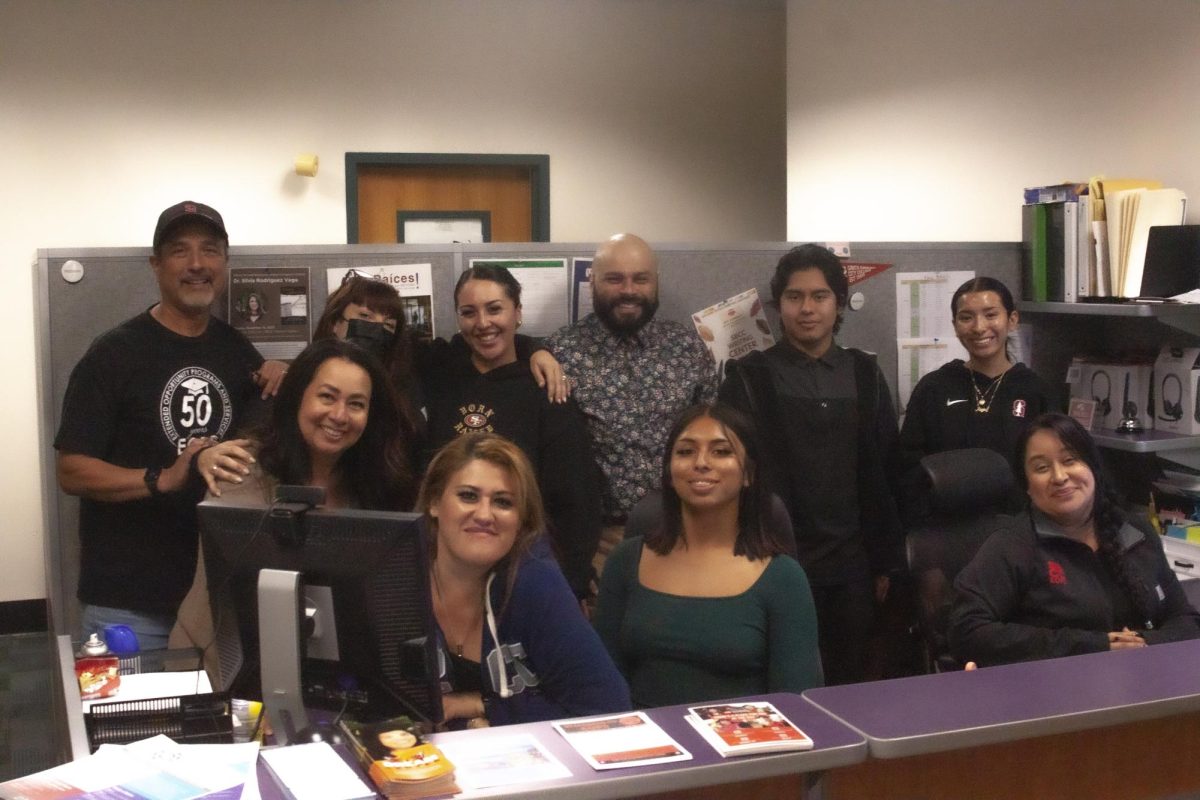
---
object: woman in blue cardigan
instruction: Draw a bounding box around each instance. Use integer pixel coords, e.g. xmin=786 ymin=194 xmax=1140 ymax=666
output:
xmin=419 ymin=433 xmax=630 ymax=727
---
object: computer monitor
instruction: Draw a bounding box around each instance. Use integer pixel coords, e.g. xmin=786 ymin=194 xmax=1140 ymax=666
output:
xmin=197 ymin=493 xmax=442 ymax=740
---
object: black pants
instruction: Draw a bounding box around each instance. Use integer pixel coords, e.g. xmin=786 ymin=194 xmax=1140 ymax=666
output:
xmin=811 ymin=577 xmax=875 ymax=686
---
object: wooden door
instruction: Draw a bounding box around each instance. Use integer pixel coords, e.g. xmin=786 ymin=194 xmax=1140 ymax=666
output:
xmin=346 ymin=154 xmax=550 ymax=243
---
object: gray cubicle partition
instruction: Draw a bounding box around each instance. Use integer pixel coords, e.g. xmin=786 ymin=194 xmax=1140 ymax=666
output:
xmin=36 ymin=241 xmax=1019 ymax=636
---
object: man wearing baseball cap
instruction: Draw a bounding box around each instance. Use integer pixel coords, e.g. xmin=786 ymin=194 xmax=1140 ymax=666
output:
xmin=55 ymin=201 xmax=285 ymax=649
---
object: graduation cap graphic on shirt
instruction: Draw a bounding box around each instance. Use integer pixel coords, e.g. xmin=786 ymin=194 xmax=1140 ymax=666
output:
xmin=181 ymin=377 xmax=210 ymax=396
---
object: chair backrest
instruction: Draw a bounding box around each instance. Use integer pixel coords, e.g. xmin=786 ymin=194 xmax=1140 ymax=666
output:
xmin=624 ymin=489 xmax=798 ymax=558
xmin=906 ymin=448 xmax=1016 ymax=671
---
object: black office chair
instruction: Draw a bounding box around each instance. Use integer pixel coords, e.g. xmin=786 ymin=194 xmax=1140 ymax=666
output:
xmin=906 ymin=448 xmax=1015 ymax=673
xmin=624 ymin=489 xmax=798 ymax=558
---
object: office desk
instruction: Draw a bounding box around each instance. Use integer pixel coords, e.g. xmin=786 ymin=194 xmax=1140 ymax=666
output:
xmin=806 ymin=639 xmax=1200 ymax=800
xmin=54 ymin=639 xmax=865 ymax=799
xmin=426 ymin=693 xmax=866 ymax=799
xmin=247 ymin=694 xmax=865 ymax=799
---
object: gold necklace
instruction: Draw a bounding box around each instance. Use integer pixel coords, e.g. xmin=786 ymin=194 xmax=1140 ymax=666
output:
xmin=968 ymin=364 xmax=1008 ymax=414
xmin=431 ymin=565 xmax=482 ymax=658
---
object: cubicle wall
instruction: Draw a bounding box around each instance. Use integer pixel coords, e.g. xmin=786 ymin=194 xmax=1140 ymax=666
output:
xmin=36 ymin=241 xmax=1020 ymax=635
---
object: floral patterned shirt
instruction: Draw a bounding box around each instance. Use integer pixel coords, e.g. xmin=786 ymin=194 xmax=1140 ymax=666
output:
xmin=548 ymin=314 xmax=717 ymax=518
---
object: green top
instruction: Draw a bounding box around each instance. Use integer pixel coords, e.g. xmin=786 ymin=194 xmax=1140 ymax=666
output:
xmin=593 ymin=537 xmax=823 ymax=708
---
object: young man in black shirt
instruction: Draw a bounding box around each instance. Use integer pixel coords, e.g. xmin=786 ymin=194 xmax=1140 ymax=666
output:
xmin=720 ymin=244 xmax=904 ymax=684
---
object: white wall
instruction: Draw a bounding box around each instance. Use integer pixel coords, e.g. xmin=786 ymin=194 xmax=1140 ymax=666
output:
xmin=787 ymin=0 xmax=1200 ymax=241
xmin=0 ymin=0 xmax=786 ymax=604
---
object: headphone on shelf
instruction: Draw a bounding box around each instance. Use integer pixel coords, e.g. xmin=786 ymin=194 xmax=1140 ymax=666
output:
xmin=1090 ymin=369 xmax=1112 ymax=419
xmin=1120 ymin=372 xmax=1138 ymax=420
xmin=1160 ymin=373 xmax=1183 ymax=421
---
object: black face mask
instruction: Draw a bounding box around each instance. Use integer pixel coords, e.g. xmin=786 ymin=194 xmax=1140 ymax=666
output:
xmin=344 ymin=318 xmax=394 ymax=359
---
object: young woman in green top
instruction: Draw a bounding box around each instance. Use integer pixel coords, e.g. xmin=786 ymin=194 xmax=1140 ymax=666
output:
xmin=594 ymin=402 xmax=823 ymax=707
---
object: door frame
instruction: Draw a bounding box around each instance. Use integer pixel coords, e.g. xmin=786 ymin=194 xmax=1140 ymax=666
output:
xmin=345 ymin=152 xmax=550 ymax=243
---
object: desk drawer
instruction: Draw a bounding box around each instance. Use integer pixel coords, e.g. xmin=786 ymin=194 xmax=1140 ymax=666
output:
xmin=1163 ymin=537 xmax=1200 ymax=581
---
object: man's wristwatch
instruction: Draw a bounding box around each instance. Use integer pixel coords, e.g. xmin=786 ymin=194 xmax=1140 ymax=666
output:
xmin=144 ymin=466 xmax=164 ymax=497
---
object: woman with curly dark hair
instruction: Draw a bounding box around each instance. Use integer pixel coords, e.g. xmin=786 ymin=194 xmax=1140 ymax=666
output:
xmin=171 ymin=339 xmax=415 ymax=654
xmin=205 ymin=337 xmax=415 ymax=510
xmin=949 ymin=412 xmax=1200 ymax=667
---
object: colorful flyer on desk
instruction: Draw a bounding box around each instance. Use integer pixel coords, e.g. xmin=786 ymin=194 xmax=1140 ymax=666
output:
xmin=686 ymin=701 xmax=813 ymax=757
xmin=552 ymin=711 xmax=691 ymax=770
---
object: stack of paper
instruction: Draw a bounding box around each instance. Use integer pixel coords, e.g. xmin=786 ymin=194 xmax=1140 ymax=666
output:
xmin=259 ymin=742 xmax=376 ymax=800
xmin=0 ymin=734 xmax=260 ymax=800
xmin=1094 ymin=178 xmax=1188 ymax=297
xmin=1108 ymin=189 xmax=1187 ymax=296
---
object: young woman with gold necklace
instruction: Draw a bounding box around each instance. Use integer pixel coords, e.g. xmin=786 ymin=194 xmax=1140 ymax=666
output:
xmin=898 ymin=277 xmax=1056 ymax=520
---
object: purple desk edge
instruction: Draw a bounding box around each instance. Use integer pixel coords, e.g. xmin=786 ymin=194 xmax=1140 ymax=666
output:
xmin=253 ymin=693 xmax=865 ymax=800
xmin=803 ymin=638 xmax=1200 ymax=759
xmin=425 ymin=692 xmax=866 ymax=799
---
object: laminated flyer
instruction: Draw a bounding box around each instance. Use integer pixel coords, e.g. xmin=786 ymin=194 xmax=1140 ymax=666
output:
xmin=552 ymin=711 xmax=691 ymax=771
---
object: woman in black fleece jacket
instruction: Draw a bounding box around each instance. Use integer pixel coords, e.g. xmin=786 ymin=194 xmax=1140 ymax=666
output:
xmin=950 ymin=413 xmax=1200 ymax=666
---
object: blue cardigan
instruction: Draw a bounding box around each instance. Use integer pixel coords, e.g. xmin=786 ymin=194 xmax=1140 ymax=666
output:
xmin=443 ymin=555 xmax=631 ymax=725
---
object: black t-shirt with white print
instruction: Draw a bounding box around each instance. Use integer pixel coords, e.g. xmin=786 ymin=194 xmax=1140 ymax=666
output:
xmin=56 ymin=310 xmax=263 ymax=614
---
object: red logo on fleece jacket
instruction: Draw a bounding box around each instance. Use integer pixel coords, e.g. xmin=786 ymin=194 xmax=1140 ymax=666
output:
xmin=1047 ymin=561 xmax=1067 ymax=585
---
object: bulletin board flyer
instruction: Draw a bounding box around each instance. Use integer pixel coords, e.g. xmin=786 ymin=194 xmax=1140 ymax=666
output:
xmin=691 ymin=288 xmax=773 ymax=377
xmin=228 ymin=266 xmax=311 ymax=360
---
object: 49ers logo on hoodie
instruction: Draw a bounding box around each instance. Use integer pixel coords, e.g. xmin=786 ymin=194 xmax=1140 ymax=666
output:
xmin=455 ymin=402 xmax=496 ymax=436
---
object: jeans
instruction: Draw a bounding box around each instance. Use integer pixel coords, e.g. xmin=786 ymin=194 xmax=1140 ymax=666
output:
xmin=80 ymin=604 xmax=174 ymax=652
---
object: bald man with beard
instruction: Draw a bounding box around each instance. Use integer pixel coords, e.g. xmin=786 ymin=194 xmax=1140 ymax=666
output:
xmin=548 ymin=235 xmax=717 ymax=574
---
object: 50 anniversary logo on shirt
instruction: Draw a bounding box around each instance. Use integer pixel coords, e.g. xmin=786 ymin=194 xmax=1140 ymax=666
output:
xmin=159 ymin=367 xmax=233 ymax=452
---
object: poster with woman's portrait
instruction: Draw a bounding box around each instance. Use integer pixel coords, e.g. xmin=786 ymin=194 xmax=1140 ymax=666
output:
xmin=228 ymin=266 xmax=312 ymax=360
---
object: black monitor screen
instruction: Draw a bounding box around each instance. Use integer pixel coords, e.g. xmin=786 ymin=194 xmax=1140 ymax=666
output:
xmin=197 ymin=496 xmax=441 ymax=724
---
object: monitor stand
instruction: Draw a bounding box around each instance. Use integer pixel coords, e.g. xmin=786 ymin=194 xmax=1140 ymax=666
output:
xmin=258 ymin=568 xmax=312 ymax=745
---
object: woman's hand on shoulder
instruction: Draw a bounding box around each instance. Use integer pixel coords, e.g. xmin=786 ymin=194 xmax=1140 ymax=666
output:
xmin=530 ymin=350 xmax=571 ymax=403
xmin=196 ymin=438 xmax=256 ymax=497
xmin=254 ymin=360 xmax=289 ymax=399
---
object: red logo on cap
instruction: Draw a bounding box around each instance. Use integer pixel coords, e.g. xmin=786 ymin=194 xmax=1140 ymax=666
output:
xmin=184 ymin=203 xmax=197 ymax=213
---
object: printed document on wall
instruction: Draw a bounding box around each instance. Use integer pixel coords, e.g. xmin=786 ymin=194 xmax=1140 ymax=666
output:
xmin=895 ymin=270 xmax=973 ymax=414
xmin=469 ymin=258 xmax=569 ymax=337
xmin=897 ymin=338 xmax=968 ymax=414
xmin=895 ymin=271 xmax=974 ymax=339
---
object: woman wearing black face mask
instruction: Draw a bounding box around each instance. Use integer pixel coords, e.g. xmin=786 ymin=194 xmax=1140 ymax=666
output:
xmin=314 ymin=278 xmax=572 ymax=479
xmin=315 ymin=278 xmax=426 ymax=471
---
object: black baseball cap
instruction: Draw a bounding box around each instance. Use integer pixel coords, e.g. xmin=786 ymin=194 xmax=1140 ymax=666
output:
xmin=153 ymin=200 xmax=228 ymax=249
